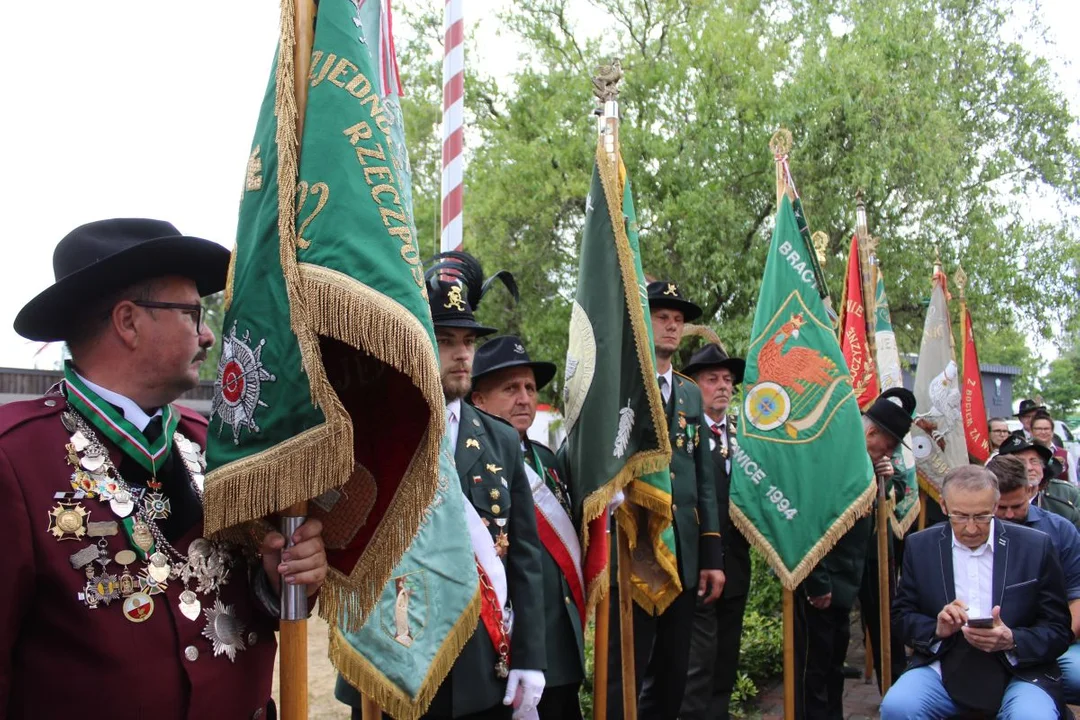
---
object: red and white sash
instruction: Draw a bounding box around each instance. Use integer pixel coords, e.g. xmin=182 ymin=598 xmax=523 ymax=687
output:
xmin=524 ymin=461 xmax=586 ymax=624
xmin=463 ymin=499 xmax=510 ymax=658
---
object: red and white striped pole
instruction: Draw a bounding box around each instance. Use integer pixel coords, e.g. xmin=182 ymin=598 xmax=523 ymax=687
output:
xmin=441 ymin=0 xmax=464 ymax=253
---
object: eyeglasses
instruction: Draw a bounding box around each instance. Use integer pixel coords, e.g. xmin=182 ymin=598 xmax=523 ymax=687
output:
xmin=133 ymin=301 xmax=203 ymax=333
xmin=947 ymin=513 xmax=995 ymax=527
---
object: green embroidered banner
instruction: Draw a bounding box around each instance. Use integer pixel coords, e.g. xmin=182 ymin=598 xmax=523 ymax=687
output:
xmin=730 ymin=196 xmax=874 ymax=589
xmin=562 ymin=143 xmax=679 ymax=613
xmin=203 ymin=0 xmax=444 ymax=628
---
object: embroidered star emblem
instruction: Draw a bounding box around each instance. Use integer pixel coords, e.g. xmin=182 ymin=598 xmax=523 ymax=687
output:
xmin=466 ymin=438 xmax=480 ymax=450
xmin=486 ymin=463 xmax=503 ymax=474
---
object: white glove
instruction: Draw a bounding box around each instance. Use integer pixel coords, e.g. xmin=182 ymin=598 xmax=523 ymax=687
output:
xmin=503 ymin=668 xmax=545 ymax=719
xmin=607 ymin=489 xmax=625 ymax=513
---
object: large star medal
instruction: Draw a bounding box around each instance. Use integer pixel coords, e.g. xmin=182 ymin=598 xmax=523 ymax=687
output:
xmin=202 ymin=599 xmax=247 ymax=662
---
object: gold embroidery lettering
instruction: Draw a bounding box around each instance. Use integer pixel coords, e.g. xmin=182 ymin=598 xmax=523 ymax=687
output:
xmin=308 ymin=50 xmax=324 ymax=81
xmin=343 ymin=122 xmax=373 ymax=145
xmin=371 ymin=183 xmax=400 ymax=206
xmin=310 ymin=52 xmax=336 ymax=87
xmin=355 ymin=143 xmax=386 ymax=165
xmin=364 ymin=166 xmax=393 ymax=185
xmin=295 ymin=181 xmax=330 ymax=250
xmin=345 ymin=72 xmax=372 ymax=99
xmin=327 ymin=58 xmax=358 ymax=88
xmin=380 ymin=206 xmax=408 ymax=227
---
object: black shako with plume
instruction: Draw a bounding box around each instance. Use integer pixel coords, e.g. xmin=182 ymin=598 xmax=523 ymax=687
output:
xmin=425 ymin=251 xmax=519 ymax=337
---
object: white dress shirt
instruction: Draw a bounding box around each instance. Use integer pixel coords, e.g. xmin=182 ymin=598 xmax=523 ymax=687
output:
xmin=657 ymin=367 xmax=673 ymax=404
xmin=931 ymin=520 xmax=996 ymax=675
xmin=77 ymin=371 xmax=161 ymax=433
xmin=708 ymin=415 xmax=730 ymax=474
xmin=447 ymin=398 xmax=461 ymax=452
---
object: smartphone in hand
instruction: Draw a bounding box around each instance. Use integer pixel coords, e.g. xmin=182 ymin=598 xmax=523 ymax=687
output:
xmin=967 ymin=617 xmax=994 ymax=629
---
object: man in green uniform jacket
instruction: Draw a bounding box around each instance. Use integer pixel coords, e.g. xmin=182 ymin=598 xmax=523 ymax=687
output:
xmin=605 ymin=281 xmax=725 ymax=720
xmin=471 ymin=335 xmax=585 ymax=720
xmin=996 ymin=431 xmax=1080 ymax=532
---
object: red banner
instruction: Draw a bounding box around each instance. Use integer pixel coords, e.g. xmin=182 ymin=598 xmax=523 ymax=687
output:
xmin=961 ymin=305 xmax=990 ymax=463
xmin=840 ymin=235 xmax=879 ymax=409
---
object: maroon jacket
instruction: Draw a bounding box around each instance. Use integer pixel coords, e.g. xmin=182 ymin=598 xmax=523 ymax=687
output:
xmin=0 ymin=395 xmax=277 ymax=719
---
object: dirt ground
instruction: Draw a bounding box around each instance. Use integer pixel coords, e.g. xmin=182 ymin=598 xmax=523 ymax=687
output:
xmin=271 ymin=611 xmax=350 ymax=719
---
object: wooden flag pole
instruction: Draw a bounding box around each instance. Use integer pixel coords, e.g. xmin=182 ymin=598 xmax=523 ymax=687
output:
xmin=782 ymin=589 xmax=796 ymax=719
xmin=771 ymin=129 xmax=797 ymax=720
xmin=279 ymin=1 xmax=317 ymax=718
xmin=616 ymin=524 xmax=638 ymax=720
xmin=280 ymin=502 xmax=311 ymax=719
xmin=593 ymin=511 xmax=612 ymax=720
xmin=593 ymin=568 xmax=611 ymax=720
xmin=856 ymin=194 xmax=892 ymax=694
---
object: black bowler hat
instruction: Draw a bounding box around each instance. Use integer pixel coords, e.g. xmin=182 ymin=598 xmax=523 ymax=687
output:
xmin=647 ymin=280 xmax=702 ymax=322
xmin=425 ymin=251 xmax=518 ymax=338
xmin=15 ymin=218 xmax=230 ymax=342
xmin=864 ymin=387 xmax=917 ymax=446
xmin=681 ymin=343 xmax=746 ymax=385
xmin=471 ymin=335 xmax=557 ymax=390
xmin=1015 ymin=398 xmax=1047 ymax=417
xmin=997 ymin=430 xmax=1053 ymax=464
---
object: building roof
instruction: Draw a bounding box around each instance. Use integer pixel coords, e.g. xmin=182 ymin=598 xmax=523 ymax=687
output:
xmin=900 ymin=354 xmax=1021 ymax=377
xmin=0 ymin=366 xmax=214 ymax=416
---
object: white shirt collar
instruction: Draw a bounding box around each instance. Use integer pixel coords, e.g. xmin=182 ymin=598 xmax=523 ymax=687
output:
xmin=709 ymin=414 xmax=727 ymax=431
xmin=75 ymin=371 xmax=161 ymax=432
xmin=951 ymin=519 xmax=996 ymax=556
xmin=657 ymin=367 xmax=673 ymax=387
xmin=446 ymin=398 xmax=461 ymax=422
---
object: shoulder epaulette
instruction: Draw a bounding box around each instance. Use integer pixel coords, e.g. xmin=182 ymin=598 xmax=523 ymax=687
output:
xmin=673 ymin=370 xmax=698 ymax=386
xmin=471 ymin=404 xmax=516 ymax=431
xmin=0 ymin=395 xmax=68 ymax=439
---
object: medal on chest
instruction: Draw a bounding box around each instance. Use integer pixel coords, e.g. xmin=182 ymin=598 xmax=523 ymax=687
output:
xmin=53 ymin=409 xmax=244 ymax=660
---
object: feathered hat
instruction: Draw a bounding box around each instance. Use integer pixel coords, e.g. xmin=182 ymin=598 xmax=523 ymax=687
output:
xmin=425 ymin=251 xmax=518 ymax=337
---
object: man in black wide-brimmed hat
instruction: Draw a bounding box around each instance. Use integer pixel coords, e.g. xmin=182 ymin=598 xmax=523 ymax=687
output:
xmin=606 ymin=280 xmax=725 ymax=720
xmin=678 ymin=342 xmax=749 ymax=720
xmin=470 ymin=335 xmax=585 ymax=720
xmin=997 ymin=430 xmax=1080 ymax=533
xmin=0 ymin=219 xmax=329 ymax=718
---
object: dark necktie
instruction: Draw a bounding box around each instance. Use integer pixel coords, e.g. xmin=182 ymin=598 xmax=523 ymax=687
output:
xmin=143 ymin=416 xmax=164 ymax=443
xmin=940 ymin=634 xmax=1008 ymax=712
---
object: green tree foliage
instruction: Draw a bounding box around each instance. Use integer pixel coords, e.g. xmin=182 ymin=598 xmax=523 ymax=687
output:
xmin=1042 ymin=353 xmax=1080 ymax=418
xmin=396 ymin=0 xmax=1080 ymax=404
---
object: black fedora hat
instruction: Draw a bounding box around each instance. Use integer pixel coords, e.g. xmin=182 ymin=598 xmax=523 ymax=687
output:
xmin=997 ymin=430 xmax=1053 ymax=464
xmin=864 ymin=387 xmax=917 ymax=446
xmin=681 ymin=343 xmax=746 ymax=384
xmin=15 ymin=218 xmax=230 ymax=342
xmin=647 ymin=280 xmax=702 ymax=322
xmin=1015 ymin=399 xmax=1047 ymax=417
xmin=471 ymin=335 xmax=557 ymax=390
xmin=425 ymin=251 xmax=517 ymax=338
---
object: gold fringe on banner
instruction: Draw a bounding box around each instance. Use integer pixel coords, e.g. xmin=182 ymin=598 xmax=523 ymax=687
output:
xmin=730 ymin=479 xmax=875 ymax=591
xmin=204 ymin=0 xmax=354 ymax=537
xmin=328 ymin=589 xmax=481 ymax=720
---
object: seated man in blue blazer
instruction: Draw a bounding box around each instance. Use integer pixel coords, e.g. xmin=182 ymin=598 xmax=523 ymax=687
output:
xmin=880 ymin=465 xmax=1072 ymax=719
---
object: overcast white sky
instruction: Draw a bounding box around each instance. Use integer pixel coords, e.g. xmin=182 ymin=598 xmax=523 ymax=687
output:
xmin=0 ymin=0 xmax=1076 ymax=370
